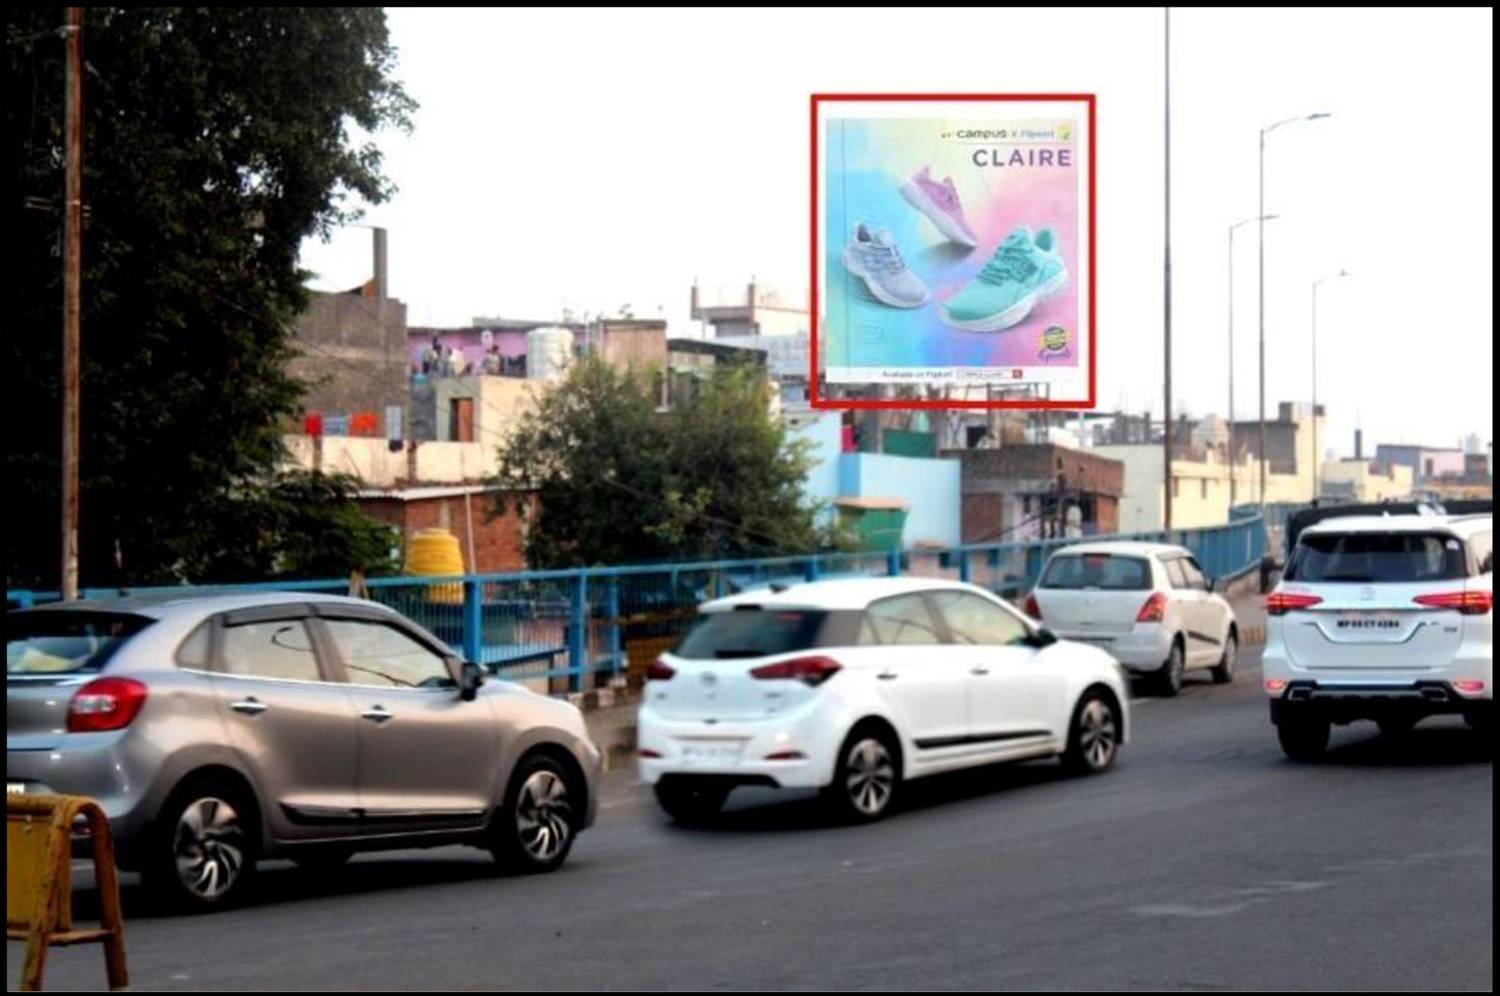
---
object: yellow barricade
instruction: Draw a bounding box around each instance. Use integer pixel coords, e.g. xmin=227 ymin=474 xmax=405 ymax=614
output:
xmin=6 ymin=794 xmax=128 ymax=992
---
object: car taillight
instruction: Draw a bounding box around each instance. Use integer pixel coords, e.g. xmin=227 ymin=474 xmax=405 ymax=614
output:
xmin=1136 ymin=592 xmax=1168 ymax=623
xmin=1023 ymin=593 xmax=1042 ymax=620
xmin=1413 ymin=591 xmax=1493 ymax=616
xmin=67 ymin=677 xmax=148 ymax=733
xmin=749 ymin=655 xmax=841 ymax=687
xmin=1454 ymin=680 xmax=1487 ymax=695
xmin=1264 ymin=678 xmax=1288 ymax=694
xmin=1265 ymin=592 xmax=1324 ymax=616
xmin=646 ymin=658 xmax=676 ymax=681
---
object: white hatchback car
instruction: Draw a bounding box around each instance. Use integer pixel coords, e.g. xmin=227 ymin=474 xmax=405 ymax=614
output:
xmin=1263 ymin=514 xmax=1493 ymax=760
xmin=637 ymin=577 xmax=1129 ymax=824
xmin=1025 ymin=542 xmax=1240 ymax=696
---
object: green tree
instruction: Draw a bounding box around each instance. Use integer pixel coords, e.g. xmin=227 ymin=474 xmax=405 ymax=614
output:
xmin=492 ymin=358 xmax=833 ymax=568
xmin=5 ymin=8 xmax=414 ymax=588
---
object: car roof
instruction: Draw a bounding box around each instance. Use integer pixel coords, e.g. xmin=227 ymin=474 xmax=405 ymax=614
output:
xmin=1045 ymin=541 xmax=1189 ymax=559
xmin=701 ymin=576 xmax=982 ymax=612
xmin=15 ymin=591 xmax=388 ymax=622
xmin=1301 ymin=513 xmax=1492 ymax=538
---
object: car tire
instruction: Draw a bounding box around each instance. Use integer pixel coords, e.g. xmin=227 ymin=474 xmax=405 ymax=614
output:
xmin=1155 ymin=640 xmax=1185 ymax=697
xmin=490 ymin=753 xmax=578 ymax=874
xmin=1210 ymin=631 xmax=1237 ymax=685
xmin=653 ymin=780 xmax=731 ymax=827
xmin=1061 ymin=690 xmax=1122 ymax=775
xmin=824 ymin=726 xmax=900 ymax=824
xmin=1277 ymin=714 xmax=1331 ymax=761
xmin=139 ymin=776 xmax=258 ymax=913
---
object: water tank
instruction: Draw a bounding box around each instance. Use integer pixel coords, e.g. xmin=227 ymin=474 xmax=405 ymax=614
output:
xmin=406 ymin=528 xmax=464 ymax=604
xmin=527 ymin=327 xmax=576 ymax=382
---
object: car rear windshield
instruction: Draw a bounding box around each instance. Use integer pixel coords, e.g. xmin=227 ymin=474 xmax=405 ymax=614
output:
xmin=1285 ymin=532 xmax=1469 ymax=583
xmin=6 ymin=611 xmax=153 ymax=675
xmin=1040 ymin=554 xmax=1152 ymax=591
xmin=673 ymin=608 xmax=861 ymax=660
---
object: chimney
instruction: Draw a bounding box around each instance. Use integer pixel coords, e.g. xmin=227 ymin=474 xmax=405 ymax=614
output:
xmin=372 ymin=227 xmax=388 ymax=301
xmin=1355 ymin=428 xmax=1363 ymax=460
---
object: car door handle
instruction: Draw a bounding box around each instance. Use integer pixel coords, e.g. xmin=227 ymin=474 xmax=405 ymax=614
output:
xmin=361 ymin=706 xmax=394 ymax=724
xmin=877 ymin=670 xmax=899 ymax=681
xmin=229 ymin=698 xmax=267 ymax=716
xmin=970 ymin=666 xmax=991 ymax=676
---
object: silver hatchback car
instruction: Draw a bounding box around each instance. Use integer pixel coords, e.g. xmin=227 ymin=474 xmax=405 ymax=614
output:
xmin=7 ymin=593 xmax=601 ymax=911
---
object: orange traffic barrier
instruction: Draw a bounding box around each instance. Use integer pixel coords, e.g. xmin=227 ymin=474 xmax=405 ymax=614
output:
xmin=6 ymin=794 xmax=128 ymax=991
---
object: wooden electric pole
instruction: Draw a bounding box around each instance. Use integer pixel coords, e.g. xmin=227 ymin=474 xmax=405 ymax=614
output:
xmin=61 ymin=6 xmax=83 ymax=599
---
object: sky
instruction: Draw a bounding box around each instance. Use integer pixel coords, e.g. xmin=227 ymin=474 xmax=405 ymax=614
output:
xmin=299 ymin=7 xmax=1494 ymax=457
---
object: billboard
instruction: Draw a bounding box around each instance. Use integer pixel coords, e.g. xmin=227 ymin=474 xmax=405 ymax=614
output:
xmin=811 ymin=94 xmax=1095 ymax=409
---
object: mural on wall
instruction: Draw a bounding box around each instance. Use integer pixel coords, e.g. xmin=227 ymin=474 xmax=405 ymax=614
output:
xmin=409 ymin=326 xmax=584 ymax=379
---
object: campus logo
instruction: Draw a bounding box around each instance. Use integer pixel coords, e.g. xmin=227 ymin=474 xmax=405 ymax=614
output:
xmin=1038 ymin=325 xmax=1074 ymax=363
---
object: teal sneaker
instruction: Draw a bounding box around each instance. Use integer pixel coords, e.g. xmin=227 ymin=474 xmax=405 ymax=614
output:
xmin=939 ymin=227 xmax=1067 ymax=332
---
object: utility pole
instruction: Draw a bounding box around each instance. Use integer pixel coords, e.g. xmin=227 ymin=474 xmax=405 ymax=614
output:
xmin=1162 ymin=7 xmax=1174 ymax=529
xmin=61 ymin=6 xmax=83 ymax=600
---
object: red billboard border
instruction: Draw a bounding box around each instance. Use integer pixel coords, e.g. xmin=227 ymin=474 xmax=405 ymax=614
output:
xmin=809 ymin=93 xmax=1097 ymax=411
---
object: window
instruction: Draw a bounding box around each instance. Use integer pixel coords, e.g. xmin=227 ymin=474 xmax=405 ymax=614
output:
xmin=673 ymin=610 xmax=860 ymax=660
xmin=323 ymin=620 xmax=454 ymax=689
xmin=1163 ymin=558 xmax=1192 ymax=589
xmin=864 ymin=595 xmax=945 ymax=646
xmin=1471 ymin=531 xmax=1493 ymax=575
xmin=1041 ymin=554 xmax=1151 ymax=591
xmin=1200 ymin=479 xmax=1209 ymax=500
xmin=6 ymin=612 xmax=151 ymax=676
xmin=1285 ymin=532 xmax=1469 ymax=583
xmin=928 ymin=591 xmax=1029 ymax=646
xmin=1172 ymin=477 xmax=1181 ymax=498
xmin=220 ymin=620 xmax=322 ymax=682
xmin=1179 ymin=558 xmax=1209 ymax=590
xmin=176 ymin=622 xmax=212 ymax=669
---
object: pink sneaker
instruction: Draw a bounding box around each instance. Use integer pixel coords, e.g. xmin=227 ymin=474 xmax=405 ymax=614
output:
xmin=900 ymin=167 xmax=979 ymax=248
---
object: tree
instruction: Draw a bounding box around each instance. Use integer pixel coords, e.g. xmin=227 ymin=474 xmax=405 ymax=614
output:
xmin=492 ymin=358 xmax=833 ymax=568
xmin=5 ymin=8 xmax=414 ymax=588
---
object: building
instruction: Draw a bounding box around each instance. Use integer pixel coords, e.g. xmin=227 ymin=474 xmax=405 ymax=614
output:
xmin=1373 ymin=443 xmax=1467 ymax=487
xmin=1320 ymin=459 xmax=1415 ymax=503
xmin=410 ymin=375 xmax=541 ymax=447
xmin=289 ymin=228 xmax=409 ymax=437
xmin=690 ymin=281 xmax=808 ymax=338
xmin=411 ymin=317 xmax=668 ymax=381
xmin=790 ymin=412 xmax=961 ymax=550
xmin=1231 ymin=402 xmax=1324 ymax=476
xmin=357 ymin=485 xmax=529 ymax=574
xmin=664 ymin=338 xmax=768 ymax=409
xmin=947 ymin=445 xmax=1123 ymax=542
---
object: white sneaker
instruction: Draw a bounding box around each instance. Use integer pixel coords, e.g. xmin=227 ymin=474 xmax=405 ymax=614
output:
xmin=841 ymin=224 xmax=929 ymax=309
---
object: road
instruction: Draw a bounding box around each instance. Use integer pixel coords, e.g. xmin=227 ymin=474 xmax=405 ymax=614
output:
xmin=11 ymin=643 xmax=1493 ymax=991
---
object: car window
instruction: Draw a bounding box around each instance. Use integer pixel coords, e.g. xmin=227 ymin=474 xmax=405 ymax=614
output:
xmin=928 ymin=591 xmax=1029 ymax=646
xmin=1040 ymin=554 xmax=1151 ymax=590
xmin=1286 ymin=532 xmax=1469 ymax=583
xmin=1470 ymin=530 xmax=1493 ymax=575
xmin=1163 ymin=558 xmax=1191 ymax=589
xmin=323 ymin=620 xmax=455 ymax=689
xmin=176 ymin=621 xmax=212 ymax=669
xmin=865 ymin=595 xmax=945 ymax=646
xmin=1180 ymin=558 xmax=1209 ymax=590
xmin=674 ymin=609 xmax=860 ymax=659
xmin=6 ymin=611 xmax=152 ymax=675
xmin=220 ymin=619 xmax=322 ymax=682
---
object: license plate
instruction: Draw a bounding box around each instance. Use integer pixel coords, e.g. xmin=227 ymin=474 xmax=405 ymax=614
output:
xmin=1332 ymin=611 xmax=1408 ymax=641
xmin=7 ymin=782 xmax=25 ymax=795
xmin=679 ymin=742 xmax=743 ymax=764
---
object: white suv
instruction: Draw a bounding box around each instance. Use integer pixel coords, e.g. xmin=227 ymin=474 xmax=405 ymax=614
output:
xmin=637 ymin=577 xmax=1129 ymax=824
xmin=1263 ymin=514 xmax=1493 ymax=760
xmin=1026 ymin=542 xmax=1240 ymax=696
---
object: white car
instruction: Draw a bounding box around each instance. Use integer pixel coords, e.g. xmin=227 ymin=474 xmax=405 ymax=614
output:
xmin=1264 ymin=514 xmax=1493 ymax=760
xmin=1025 ymin=542 xmax=1240 ymax=696
xmin=637 ymin=577 xmax=1129 ymax=824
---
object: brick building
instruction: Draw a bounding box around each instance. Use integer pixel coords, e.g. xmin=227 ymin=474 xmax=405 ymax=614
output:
xmin=357 ymin=485 xmax=531 ymax=573
xmin=946 ymin=445 xmax=1124 ymax=543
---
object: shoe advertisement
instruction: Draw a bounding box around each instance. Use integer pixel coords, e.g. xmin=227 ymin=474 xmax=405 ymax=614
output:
xmin=813 ymin=95 xmax=1094 ymax=407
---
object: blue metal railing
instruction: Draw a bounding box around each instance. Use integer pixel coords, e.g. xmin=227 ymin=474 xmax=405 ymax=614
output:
xmin=7 ymin=516 xmax=1265 ymax=694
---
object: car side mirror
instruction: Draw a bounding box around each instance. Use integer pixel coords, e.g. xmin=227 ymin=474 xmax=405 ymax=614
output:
xmin=1027 ymin=627 xmax=1058 ymax=649
xmin=449 ymin=659 xmax=485 ymax=701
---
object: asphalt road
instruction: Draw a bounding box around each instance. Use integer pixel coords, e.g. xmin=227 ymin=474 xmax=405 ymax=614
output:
xmin=11 ymin=644 xmax=1493 ymax=992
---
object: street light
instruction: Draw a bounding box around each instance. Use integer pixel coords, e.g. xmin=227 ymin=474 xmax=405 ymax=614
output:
xmin=1311 ymin=268 xmax=1351 ymax=500
xmin=1258 ymin=111 xmax=1331 ymax=510
xmin=1229 ymin=212 xmax=1278 ymax=511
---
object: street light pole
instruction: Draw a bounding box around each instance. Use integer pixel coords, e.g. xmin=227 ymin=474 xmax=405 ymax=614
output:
xmin=1163 ymin=7 xmax=1174 ymax=530
xmin=1311 ymin=269 xmax=1351 ymax=501
xmin=1228 ymin=213 xmax=1277 ymax=513
xmin=1257 ymin=111 xmax=1330 ymax=511
xmin=61 ymin=7 xmax=84 ymax=601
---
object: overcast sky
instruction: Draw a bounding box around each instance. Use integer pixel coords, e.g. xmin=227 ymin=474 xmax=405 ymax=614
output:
xmin=299 ymin=7 xmax=1494 ymax=456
